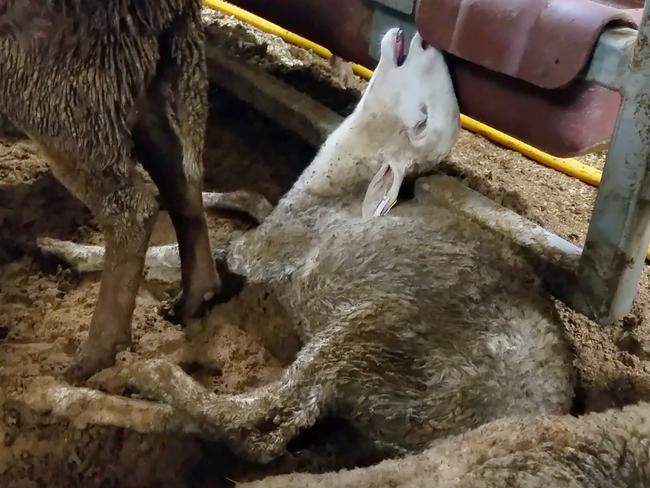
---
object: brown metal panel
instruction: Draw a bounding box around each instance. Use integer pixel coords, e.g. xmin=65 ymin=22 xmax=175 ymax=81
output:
xmin=448 ymin=57 xmax=622 ymax=156
xmin=416 ymin=0 xmax=642 ymax=89
xmin=225 ymin=0 xmax=376 ymax=68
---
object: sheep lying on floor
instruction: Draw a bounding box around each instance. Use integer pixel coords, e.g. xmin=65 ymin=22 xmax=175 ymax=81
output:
xmin=72 ymin=28 xmax=573 ymax=464
xmin=241 ymin=401 xmax=650 ymax=487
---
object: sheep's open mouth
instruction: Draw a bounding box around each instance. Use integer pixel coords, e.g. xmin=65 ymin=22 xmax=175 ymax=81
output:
xmin=362 ymin=162 xmax=405 ymax=218
xmin=394 ymin=29 xmax=407 ymax=66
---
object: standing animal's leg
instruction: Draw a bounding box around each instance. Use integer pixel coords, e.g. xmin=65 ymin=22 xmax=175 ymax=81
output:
xmin=133 ymin=19 xmax=220 ymax=323
xmin=41 ymin=146 xmax=159 ymax=381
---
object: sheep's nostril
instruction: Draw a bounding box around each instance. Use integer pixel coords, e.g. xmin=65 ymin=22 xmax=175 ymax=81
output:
xmin=421 ymin=38 xmax=429 ymax=50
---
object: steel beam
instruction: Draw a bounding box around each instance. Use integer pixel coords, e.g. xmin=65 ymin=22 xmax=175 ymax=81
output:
xmin=570 ymin=2 xmax=650 ymax=324
xmin=585 ymin=27 xmax=638 ymax=91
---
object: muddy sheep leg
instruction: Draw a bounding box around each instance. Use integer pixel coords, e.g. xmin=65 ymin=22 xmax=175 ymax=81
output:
xmin=40 ymin=146 xmax=158 ymax=382
xmin=12 ymin=376 xmax=203 ymax=437
xmin=133 ymin=23 xmax=221 ymax=324
xmin=91 ymin=330 xmax=346 ymax=463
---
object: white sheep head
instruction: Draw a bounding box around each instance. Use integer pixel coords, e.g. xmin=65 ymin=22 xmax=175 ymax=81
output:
xmin=302 ymin=28 xmax=460 ymax=217
xmin=359 ymin=28 xmax=460 ymax=217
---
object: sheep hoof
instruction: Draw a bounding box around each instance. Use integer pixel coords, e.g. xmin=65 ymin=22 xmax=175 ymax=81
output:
xmin=159 ymin=287 xmax=220 ymax=326
xmin=64 ymin=338 xmax=129 ymax=383
xmin=159 ymin=296 xmax=183 ymax=325
xmin=64 ymin=350 xmax=117 ymax=384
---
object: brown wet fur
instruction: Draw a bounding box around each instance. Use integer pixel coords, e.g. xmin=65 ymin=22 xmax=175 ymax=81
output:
xmin=0 ymin=10 xmax=649 ymax=487
xmin=0 ymin=0 xmax=220 ymax=380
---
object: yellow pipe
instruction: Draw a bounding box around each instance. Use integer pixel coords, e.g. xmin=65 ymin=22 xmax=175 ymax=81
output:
xmin=459 ymin=116 xmax=602 ymax=187
xmin=204 ymin=1 xmax=650 ymax=261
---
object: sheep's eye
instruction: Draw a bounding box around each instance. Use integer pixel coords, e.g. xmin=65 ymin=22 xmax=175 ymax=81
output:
xmin=412 ymin=105 xmax=428 ymax=136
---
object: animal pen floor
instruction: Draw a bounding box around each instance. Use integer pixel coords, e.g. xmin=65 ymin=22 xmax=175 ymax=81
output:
xmin=1 ymin=10 xmax=650 ymax=488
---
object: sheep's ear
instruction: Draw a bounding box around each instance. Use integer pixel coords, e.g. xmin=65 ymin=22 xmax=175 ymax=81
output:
xmin=361 ymin=161 xmax=405 ymax=218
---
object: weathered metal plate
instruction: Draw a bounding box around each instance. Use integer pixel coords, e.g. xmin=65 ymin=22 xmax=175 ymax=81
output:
xmin=416 ymin=0 xmax=642 ymax=89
